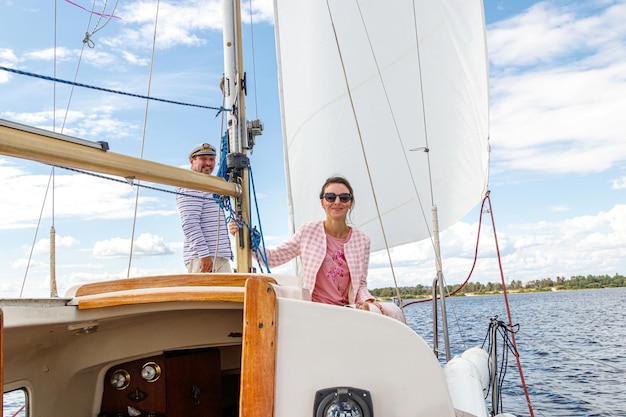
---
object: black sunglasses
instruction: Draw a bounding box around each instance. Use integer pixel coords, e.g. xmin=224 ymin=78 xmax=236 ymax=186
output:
xmin=323 ymin=192 xmax=352 ymax=203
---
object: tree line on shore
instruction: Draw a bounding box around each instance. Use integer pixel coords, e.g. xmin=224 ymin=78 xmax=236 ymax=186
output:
xmin=370 ymin=273 xmax=625 ymax=299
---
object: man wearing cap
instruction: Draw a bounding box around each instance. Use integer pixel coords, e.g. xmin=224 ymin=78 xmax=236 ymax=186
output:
xmin=175 ymin=143 xmax=233 ymax=273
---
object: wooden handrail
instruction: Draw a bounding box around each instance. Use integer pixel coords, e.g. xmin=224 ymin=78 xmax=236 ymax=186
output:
xmin=77 ymin=289 xmax=245 ymax=310
xmin=73 ymin=273 xmax=277 ymax=297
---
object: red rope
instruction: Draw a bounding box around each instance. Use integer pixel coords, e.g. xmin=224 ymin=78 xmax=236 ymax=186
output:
xmin=403 ymin=196 xmax=489 ymax=307
xmin=10 ymin=404 xmax=26 ymax=417
xmin=484 ymin=195 xmax=535 ymax=417
xmin=402 ymin=194 xmax=535 ymax=416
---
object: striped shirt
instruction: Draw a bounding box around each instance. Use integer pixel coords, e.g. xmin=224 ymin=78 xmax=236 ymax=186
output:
xmin=176 ymin=187 xmax=233 ymax=266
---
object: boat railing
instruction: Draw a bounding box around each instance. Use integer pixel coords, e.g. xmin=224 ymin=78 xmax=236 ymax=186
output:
xmin=431 ymin=273 xmax=451 ymax=361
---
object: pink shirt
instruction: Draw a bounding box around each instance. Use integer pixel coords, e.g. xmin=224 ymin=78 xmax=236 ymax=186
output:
xmin=263 ymin=221 xmax=374 ymax=304
xmin=313 ymin=231 xmax=351 ymax=305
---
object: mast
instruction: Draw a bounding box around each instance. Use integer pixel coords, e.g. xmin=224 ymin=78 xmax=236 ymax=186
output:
xmin=222 ymin=0 xmax=260 ymax=273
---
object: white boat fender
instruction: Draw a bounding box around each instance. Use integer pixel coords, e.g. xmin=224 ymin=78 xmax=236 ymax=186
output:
xmin=460 ymin=346 xmax=490 ymax=392
xmin=444 ymin=347 xmax=491 ymax=417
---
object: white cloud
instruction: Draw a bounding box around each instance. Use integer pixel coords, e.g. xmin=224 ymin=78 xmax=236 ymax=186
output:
xmin=368 ymin=205 xmax=626 ymax=289
xmin=488 ymin=2 xmax=626 ymax=69
xmin=1 ymin=108 xmax=141 ymax=142
xmin=612 ymin=176 xmax=626 ymax=189
xmin=0 ymin=161 xmax=177 ymax=230
xmin=11 ymin=258 xmax=47 ymax=269
xmin=30 ymin=235 xmax=80 ymax=255
xmin=23 ymin=47 xmax=76 ymax=62
xmin=0 ymin=48 xmax=17 ymax=63
xmin=94 ymin=0 xmax=275 ymax=52
xmin=93 ymin=232 xmax=174 ymax=258
xmin=0 ymin=48 xmax=18 ymax=83
xmin=103 ymin=1 xmax=223 ymax=50
xmin=487 ymin=2 xmax=626 ymax=175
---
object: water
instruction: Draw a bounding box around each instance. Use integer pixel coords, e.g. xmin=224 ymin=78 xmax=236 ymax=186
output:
xmin=3 ymin=390 xmax=25 ymax=417
xmin=404 ymin=287 xmax=626 ymax=417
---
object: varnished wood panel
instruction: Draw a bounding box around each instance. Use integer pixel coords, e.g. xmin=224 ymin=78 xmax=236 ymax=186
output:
xmin=100 ymin=349 xmax=223 ymax=417
xmin=165 ymin=349 xmax=222 ymax=417
xmin=239 ymin=277 xmax=277 ymax=416
xmin=101 ymin=355 xmax=167 ymax=416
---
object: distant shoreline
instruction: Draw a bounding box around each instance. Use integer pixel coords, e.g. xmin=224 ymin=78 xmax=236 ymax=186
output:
xmin=372 ymin=274 xmax=625 ymax=301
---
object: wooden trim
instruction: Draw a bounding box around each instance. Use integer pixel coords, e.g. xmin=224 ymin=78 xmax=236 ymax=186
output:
xmin=77 ymin=289 xmax=244 ymax=310
xmin=73 ymin=274 xmax=277 ymax=297
xmin=239 ymin=277 xmax=277 ymax=416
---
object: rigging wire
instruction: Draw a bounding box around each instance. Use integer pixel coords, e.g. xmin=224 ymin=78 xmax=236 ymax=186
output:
xmin=20 ymin=0 xmax=116 ymax=296
xmin=59 ymin=0 xmax=98 ymax=132
xmin=0 ymin=66 xmax=227 ymax=112
xmin=127 ymin=0 xmax=161 ymax=278
xmin=79 ymin=0 xmax=120 ymax=47
xmin=410 ymin=2 xmax=436 ymax=210
xmin=323 ymin=0 xmax=408 ymax=321
xmin=19 ymin=174 xmax=54 ymax=298
xmin=19 ymin=0 xmax=121 ymax=295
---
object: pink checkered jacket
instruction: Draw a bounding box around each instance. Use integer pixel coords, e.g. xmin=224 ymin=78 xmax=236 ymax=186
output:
xmin=264 ymin=221 xmax=374 ymax=304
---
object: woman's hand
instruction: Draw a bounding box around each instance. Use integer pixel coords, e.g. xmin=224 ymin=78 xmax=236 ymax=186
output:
xmin=355 ymin=301 xmax=370 ymax=311
xmin=356 ymin=300 xmax=387 ymax=316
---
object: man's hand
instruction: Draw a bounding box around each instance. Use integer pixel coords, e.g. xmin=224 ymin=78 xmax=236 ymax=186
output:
xmin=199 ymin=256 xmax=214 ymax=272
xmin=229 ymin=219 xmax=241 ymax=236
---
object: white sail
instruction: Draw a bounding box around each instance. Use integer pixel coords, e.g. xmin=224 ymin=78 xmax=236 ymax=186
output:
xmin=273 ymin=0 xmax=490 ymax=252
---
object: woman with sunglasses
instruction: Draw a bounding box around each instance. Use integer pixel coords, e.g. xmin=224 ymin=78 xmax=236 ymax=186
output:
xmin=233 ymin=176 xmax=403 ymax=321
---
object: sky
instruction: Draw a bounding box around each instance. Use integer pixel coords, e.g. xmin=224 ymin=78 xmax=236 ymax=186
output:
xmin=0 ymin=0 xmax=624 ymax=298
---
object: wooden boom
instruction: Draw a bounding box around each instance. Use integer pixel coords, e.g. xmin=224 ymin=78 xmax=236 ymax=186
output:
xmin=0 ymin=118 xmax=240 ymax=197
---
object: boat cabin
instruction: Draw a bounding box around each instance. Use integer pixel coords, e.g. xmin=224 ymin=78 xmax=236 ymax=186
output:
xmin=1 ymin=273 xmax=458 ymax=416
